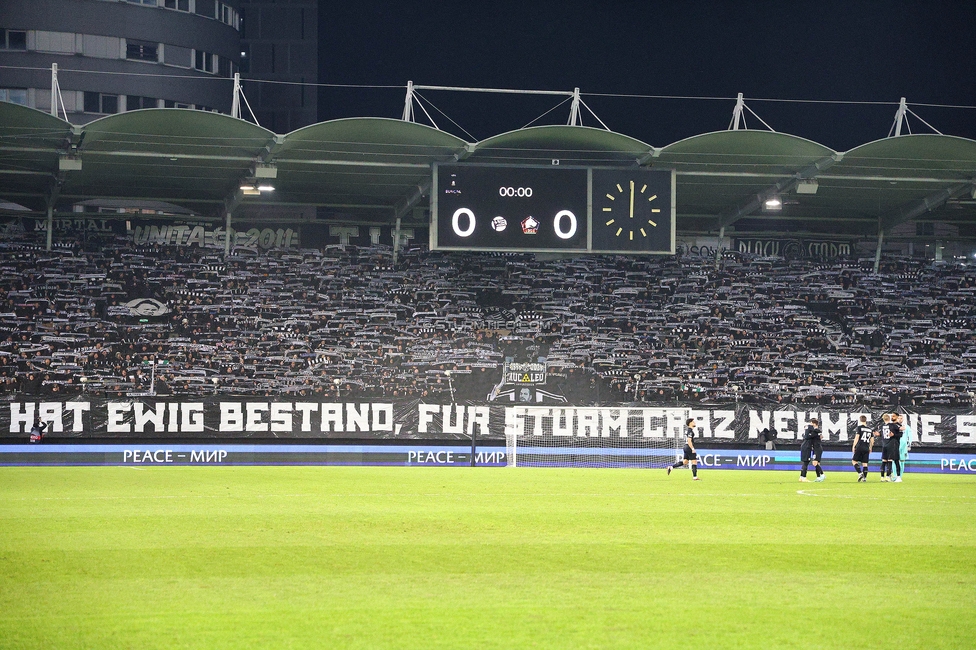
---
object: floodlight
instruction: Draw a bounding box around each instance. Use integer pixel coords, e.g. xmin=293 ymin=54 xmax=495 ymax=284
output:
xmin=764 ymin=197 xmax=782 ymax=210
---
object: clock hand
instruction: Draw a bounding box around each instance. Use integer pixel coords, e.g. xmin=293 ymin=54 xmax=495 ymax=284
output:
xmin=629 ymin=180 xmax=635 ymax=218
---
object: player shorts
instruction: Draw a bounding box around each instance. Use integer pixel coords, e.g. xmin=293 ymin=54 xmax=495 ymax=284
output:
xmin=852 ymin=447 xmax=870 ymax=464
xmin=881 ymin=444 xmax=897 ymax=461
xmin=683 ymin=445 xmax=697 ymax=461
xmin=800 ymin=442 xmax=823 ymax=463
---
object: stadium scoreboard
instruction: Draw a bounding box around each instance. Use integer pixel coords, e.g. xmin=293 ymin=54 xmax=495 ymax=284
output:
xmin=431 ymin=163 xmax=675 ymax=254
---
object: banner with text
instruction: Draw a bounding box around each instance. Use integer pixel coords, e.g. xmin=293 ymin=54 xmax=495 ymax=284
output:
xmin=4 ymin=399 xmax=976 ymax=447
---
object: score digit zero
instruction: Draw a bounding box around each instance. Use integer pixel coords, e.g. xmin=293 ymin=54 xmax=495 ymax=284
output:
xmin=451 ymin=207 xmax=577 ymax=240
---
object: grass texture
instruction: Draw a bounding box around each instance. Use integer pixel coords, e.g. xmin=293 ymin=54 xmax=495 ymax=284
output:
xmin=1 ymin=466 xmax=974 ymax=649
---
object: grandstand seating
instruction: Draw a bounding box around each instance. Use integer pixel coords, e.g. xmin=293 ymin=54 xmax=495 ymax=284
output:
xmin=1 ymin=231 xmax=974 ymax=408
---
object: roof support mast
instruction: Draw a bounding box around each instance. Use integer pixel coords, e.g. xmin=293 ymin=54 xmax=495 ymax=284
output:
xmin=888 ymin=97 xmax=942 ymax=138
xmin=730 ymin=93 xmax=746 ymax=130
xmin=568 ymin=88 xmax=581 ymax=126
xmin=727 ymin=92 xmax=776 ymax=132
xmin=402 ymin=80 xmax=415 ymax=122
xmin=49 ymin=63 xmax=67 ymax=120
xmin=892 ymin=97 xmax=908 ymax=137
xmin=873 ymin=222 xmax=884 ymax=274
xmin=231 ymin=73 xmax=260 ymax=126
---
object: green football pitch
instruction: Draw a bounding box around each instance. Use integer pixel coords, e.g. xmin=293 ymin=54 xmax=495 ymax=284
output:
xmin=1 ymin=467 xmax=974 ymax=649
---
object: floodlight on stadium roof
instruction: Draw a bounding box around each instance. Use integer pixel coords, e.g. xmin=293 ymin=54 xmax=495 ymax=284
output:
xmin=0 ymin=100 xmax=975 ymax=239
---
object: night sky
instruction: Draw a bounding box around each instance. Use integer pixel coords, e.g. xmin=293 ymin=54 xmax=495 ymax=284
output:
xmin=318 ymin=0 xmax=976 ymax=151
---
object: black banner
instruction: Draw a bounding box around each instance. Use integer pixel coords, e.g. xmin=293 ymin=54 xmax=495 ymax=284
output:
xmin=4 ymin=398 xmax=976 ymax=447
xmin=733 ymin=237 xmax=855 ymax=259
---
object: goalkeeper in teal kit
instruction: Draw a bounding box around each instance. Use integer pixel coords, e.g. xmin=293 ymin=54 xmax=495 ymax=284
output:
xmin=894 ymin=413 xmax=913 ymax=481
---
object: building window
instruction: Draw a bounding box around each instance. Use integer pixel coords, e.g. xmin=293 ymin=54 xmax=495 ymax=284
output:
xmin=127 ymin=96 xmax=158 ymax=110
xmin=216 ymin=4 xmax=239 ymax=29
xmin=164 ymin=100 xmax=192 ymax=109
xmin=126 ymin=40 xmax=158 ymax=62
xmin=0 ymin=29 xmax=28 ymax=51
xmin=194 ymin=50 xmax=214 ymax=73
xmin=0 ymin=88 xmax=29 ymax=106
xmin=196 ymin=0 xmax=216 ymax=19
xmin=217 ymin=56 xmax=231 ymax=78
xmin=164 ymin=0 xmax=191 ymax=11
xmin=84 ymin=92 xmax=119 ymax=114
xmin=128 ymin=0 xmax=158 ymax=5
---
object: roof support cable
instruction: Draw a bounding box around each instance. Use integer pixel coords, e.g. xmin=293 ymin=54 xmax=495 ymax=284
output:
xmin=906 ymin=107 xmax=943 ymax=136
xmin=744 ymin=102 xmax=776 ymax=132
xmin=409 ymin=91 xmax=441 ymax=132
xmin=519 ymin=96 xmax=573 ymax=130
xmin=576 ymin=96 xmax=612 ymax=131
xmin=412 ymin=91 xmax=479 ymax=142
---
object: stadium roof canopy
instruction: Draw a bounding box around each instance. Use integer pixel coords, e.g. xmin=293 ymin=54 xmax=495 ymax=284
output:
xmin=1 ymin=101 xmax=975 ymax=238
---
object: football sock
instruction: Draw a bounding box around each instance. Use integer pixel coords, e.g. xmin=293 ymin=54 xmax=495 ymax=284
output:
xmin=862 ymin=464 xmax=868 ymax=477
xmin=893 ymin=459 xmax=901 ymax=476
xmin=691 ymin=465 xmax=698 ymax=477
xmin=815 ymin=464 xmax=823 ymax=477
xmin=800 ymin=461 xmax=809 ymax=477
xmin=853 ymin=462 xmax=861 ymax=474
xmin=671 ymin=461 xmax=683 ymax=469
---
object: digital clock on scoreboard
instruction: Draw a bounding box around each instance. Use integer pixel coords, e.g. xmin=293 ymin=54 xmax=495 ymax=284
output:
xmin=431 ymin=163 xmax=675 ymax=254
xmin=432 ymin=164 xmax=589 ymax=252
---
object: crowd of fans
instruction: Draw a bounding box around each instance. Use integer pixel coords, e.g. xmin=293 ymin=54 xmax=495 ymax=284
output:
xmin=1 ymin=229 xmax=974 ymax=408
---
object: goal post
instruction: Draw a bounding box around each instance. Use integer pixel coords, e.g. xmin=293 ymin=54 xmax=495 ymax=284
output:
xmin=504 ymin=406 xmax=685 ymax=469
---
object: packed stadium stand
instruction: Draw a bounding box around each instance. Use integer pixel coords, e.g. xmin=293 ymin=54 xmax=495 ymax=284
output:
xmin=2 ymin=230 xmax=974 ymax=409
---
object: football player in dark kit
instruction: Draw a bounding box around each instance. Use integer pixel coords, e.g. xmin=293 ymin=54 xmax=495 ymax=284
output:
xmin=851 ymin=414 xmax=875 ymax=482
xmin=667 ymin=418 xmax=701 ymax=480
xmin=798 ymin=418 xmax=825 ymax=482
xmin=880 ymin=413 xmax=904 ymax=482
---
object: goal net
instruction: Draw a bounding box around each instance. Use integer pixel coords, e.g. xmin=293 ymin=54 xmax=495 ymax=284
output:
xmin=505 ymin=407 xmax=685 ymax=468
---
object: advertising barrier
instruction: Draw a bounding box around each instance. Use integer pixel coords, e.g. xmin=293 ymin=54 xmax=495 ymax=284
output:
xmin=2 ymin=444 xmax=975 ymax=473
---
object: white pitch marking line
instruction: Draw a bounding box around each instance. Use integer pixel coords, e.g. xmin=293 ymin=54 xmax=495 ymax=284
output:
xmin=796 ymin=489 xmax=970 ymax=503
